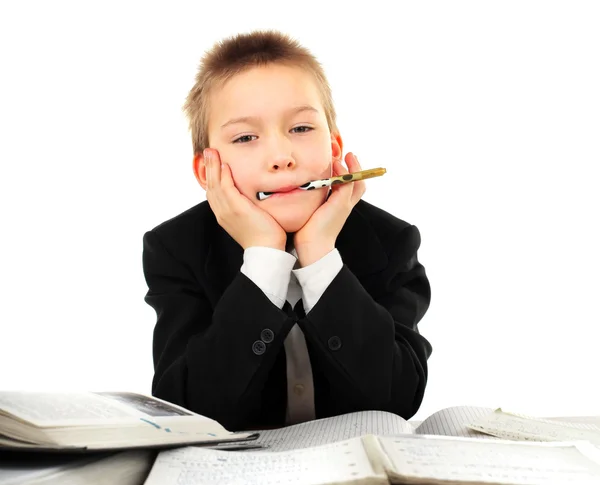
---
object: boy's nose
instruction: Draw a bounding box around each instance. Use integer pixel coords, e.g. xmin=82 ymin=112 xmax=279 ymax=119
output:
xmin=269 ymin=157 xmax=296 ymax=172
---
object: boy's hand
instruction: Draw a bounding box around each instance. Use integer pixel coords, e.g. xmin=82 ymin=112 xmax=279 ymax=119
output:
xmin=204 ymin=149 xmax=287 ymax=251
xmin=294 ymin=153 xmax=365 ymax=267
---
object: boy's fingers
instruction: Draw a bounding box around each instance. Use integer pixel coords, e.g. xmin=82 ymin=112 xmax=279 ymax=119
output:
xmin=331 ymin=160 xmax=349 ymax=194
xmin=344 ymin=153 xmax=365 ymax=204
xmin=204 ymin=149 xmax=215 ymax=190
xmin=330 ymin=159 xmax=354 ymax=205
xmin=352 ymin=179 xmax=366 ymax=203
xmin=203 ymin=151 xmax=211 ymax=189
xmin=206 ymin=149 xmax=222 ymax=191
xmin=220 ymin=161 xmax=235 ymax=189
xmin=345 ymin=152 xmax=361 ymax=171
xmin=215 ymin=160 xmax=251 ymax=217
xmin=218 ymin=162 xmax=244 ymax=212
xmin=211 ymin=150 xmax=222 ymax=190
xmin=332 ymin=159 xmax=345 ymax=176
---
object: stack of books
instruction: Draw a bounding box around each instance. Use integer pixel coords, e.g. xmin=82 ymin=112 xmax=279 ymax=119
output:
xmin=1 ymin=391 xmax=599 ymax=484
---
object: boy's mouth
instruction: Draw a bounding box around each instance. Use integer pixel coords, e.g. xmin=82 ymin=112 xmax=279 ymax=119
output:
xmin=272 ymin=185 xmax=297 ymax=193
xmin=257 ymin=184 xmax=304 ymax=201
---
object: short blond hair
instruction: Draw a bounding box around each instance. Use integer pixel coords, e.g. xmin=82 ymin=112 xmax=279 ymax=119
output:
xmin=183 ymin=30 xmax=338 ymax=155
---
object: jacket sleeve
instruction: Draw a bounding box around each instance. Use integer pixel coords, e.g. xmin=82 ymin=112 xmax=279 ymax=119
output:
xmin=297 ymin=224 xmax=432 ymax=419
xmin=142 ymin=229 xmax=295 ymax=430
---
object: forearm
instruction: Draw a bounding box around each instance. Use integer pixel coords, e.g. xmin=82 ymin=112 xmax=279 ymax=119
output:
xmin=151 ymin=272 xmax=296 ymax=429
xmin=297 ymin=265 xmax=432 ymax=418
xmin=143 ymin=229 xmax=295 ymax=429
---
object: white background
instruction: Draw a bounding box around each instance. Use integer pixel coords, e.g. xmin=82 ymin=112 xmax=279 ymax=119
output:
xmin=1 ymin=1 xmax=598 ymax=422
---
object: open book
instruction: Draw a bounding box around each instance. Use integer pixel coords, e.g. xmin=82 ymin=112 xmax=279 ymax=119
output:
xmin=144 ymin=434 xmax=600 ymax=485
xmin=0 ymin=391 xmax=256 ymax=451
xmin=231 ymin=405 xmax=600 ymax=453
xmin=139 ymin=406 xmax=600 ymax=484
xmin=233 ymin=405 xmax=499 ymax=452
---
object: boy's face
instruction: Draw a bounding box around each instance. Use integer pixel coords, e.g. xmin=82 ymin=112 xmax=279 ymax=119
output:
xmin=197 ymin=63 xmax=342 ymax=234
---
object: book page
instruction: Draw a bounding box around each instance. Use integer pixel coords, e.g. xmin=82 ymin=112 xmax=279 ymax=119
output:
xmin=144 ymin=437 xmax=388 ymax=485
xmin=0 ymin=392 xmax=257 ymax=449
xmin=245 ymin=410 xmax=414 ymax=452
xmin=506 ymin=411 xmax=600 ymax=430
xmin=551 ymin=415 xmax=600 ymax=426
xmin=0 ymin=392 xmax=198 ymax=427
xmin=378 ymin=434 xmax=600 ymax=484
xmin=468 ymin=409 xmax=600 ymax=446
xmin=0 ymin=450 xmax=154 ymax=485
xmin=415 ymin=405 xmax=497 ymax=439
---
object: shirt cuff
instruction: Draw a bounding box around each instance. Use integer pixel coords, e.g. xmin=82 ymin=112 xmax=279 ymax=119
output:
xmin=240 ymin=247 xmax=296 ymax=309
xmin=292 ymin=248 xmax=343 ymax=314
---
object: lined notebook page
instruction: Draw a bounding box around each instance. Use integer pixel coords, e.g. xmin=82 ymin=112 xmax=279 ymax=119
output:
xmin=251 ymin=410 xmax=413 ymax=452
xmin=144 ymin=438 xmax=387 ymax=485
xmin=468 ymin=410 xmax=600 ymax=446
xmin=551 ymin=416 xmax=600 ymax=426
xmin=379 ymin=435 xmax=600 ymax=485
xmin=508 ymin=412 xmax=600 ymax=431
xmin=415 ymin=406 xmax=496 ymax=439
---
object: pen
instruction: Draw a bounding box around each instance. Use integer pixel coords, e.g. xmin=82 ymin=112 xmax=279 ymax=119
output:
xmin=257 ymin=167 xmax=387 ymax=201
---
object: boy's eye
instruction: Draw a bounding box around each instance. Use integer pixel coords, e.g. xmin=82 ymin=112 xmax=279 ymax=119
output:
xmin=233 ymin=135 xmax=257 ymax=144
xmin=232 ymin=127 xmax=312 ymax=143
xmin=291 ymin=126 xmax=313 ymax=134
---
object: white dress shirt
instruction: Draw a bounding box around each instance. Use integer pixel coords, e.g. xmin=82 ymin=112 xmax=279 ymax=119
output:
xmin=240 ymin=246 xmax=343 ymax=424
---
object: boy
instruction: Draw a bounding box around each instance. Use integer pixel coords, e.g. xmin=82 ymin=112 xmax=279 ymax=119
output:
xmin=142 ymin=30 xmax=432 ymax=431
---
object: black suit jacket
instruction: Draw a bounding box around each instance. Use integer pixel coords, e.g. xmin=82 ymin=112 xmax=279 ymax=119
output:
xmin=142 ymin=199 xmax=432 ymax=431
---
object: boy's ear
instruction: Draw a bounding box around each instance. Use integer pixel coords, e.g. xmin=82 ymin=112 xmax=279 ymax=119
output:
xmin=193 ymin=153 xmax=207 ymax=190
xmin=330 ymin=131 xmax=343 ymax=162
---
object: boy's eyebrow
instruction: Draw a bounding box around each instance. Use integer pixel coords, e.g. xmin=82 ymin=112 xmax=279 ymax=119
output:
xmin=220 ymin=105 xmax=319 ymax=129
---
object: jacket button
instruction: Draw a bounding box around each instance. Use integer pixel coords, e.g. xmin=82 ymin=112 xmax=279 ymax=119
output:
xmin=328 ymin=336 xmax=342 ymax=351
xmin=260 ymin=328 xmax=274 ymax=343
xmin=252 ymin=340 xmax=266 ymax=355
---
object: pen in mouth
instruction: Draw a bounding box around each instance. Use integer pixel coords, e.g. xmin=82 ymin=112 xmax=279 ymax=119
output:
xmin=256 ymin=167 xmax=386 ymax=201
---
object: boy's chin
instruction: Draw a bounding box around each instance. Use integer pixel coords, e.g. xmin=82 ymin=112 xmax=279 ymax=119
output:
xmin=267 ymin=196 xmax=325 ymax=235
xmin=278 ymin=219 xmax=308 ymax=234
xmin=271 ymin=213 xmax=311 ymax=234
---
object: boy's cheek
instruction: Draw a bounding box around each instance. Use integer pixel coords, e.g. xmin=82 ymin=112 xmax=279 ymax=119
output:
xmin=318 ymin=147 xmax=333 ymax=171
xmin=311 ymin=186 xmax=330 ymax=208
xmin=224 ymin=164 xmax=255 ymax=197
